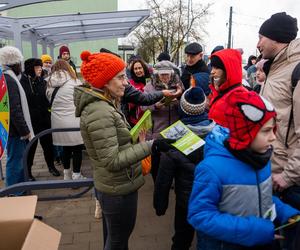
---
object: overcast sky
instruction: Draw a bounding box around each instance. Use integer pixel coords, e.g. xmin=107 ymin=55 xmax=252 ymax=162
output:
xmin=118 ymin=0 xmax=300 ymax=61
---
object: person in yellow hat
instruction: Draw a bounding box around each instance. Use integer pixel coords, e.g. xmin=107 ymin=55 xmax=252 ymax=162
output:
xmin=41 ymin=54 xmax=53 ymax=78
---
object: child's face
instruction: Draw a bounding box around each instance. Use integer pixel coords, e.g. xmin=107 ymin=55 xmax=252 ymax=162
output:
xmin=256 ymin=68 xmax=266 ymax=83
xmin=211 ymin=67 xmax=226 ymax=91
xmin=250 ymin=118 xmax=276 ymax=153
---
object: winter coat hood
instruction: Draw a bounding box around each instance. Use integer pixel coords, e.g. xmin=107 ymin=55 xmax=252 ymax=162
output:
xmin=48 ymin=70 xmax=75 ymax=88
xmin=211 ymin=49 xmax=242 ymax=92
xmin=204 ymin=125 xmax=231 ymax=159
xmin=24 ymin=58 xmax=43 ymax=78
xmin=74 ymin=84 xmax=114 ymax=118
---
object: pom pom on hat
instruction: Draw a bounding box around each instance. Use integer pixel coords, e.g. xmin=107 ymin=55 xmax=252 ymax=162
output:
xmin=0 ymin=46 xmax=23 ymax=66
xmin=80 ymin=50 xmax=91 ymax=61
xmin=80 ymin=51 xmax=126 ymax=89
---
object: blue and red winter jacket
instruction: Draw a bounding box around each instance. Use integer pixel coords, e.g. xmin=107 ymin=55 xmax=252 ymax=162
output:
xmin=188 ymin=125 xmax=299 ymax=247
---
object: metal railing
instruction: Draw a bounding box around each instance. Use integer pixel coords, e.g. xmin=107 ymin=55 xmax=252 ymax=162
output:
xmin=0 ymin=128 xmax=94 ymax=200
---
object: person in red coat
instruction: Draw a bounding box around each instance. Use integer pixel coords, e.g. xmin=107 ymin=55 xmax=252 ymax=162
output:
xmin=208 ymin=48 xmax=249 ymax=127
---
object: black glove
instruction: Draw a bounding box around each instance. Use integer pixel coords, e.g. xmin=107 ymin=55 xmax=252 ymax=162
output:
xmin=152 ymin=138 xmax=176 ymax=153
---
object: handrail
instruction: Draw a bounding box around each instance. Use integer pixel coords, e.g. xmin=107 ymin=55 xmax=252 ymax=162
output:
xmin=0 ymin=127 xmax=94 ymax=200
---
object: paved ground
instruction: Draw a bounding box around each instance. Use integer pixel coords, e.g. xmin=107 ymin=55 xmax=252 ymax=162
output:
xmin=0 ymin=145 xmax=196 ymax=250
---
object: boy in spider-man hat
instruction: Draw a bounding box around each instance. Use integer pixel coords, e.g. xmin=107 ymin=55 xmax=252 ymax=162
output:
xmin=188 ymin=91 xmax=300 ymax=250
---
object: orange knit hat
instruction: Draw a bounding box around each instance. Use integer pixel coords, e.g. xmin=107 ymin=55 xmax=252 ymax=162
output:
xmin=80 ymin=51 xmax=126 ymax=89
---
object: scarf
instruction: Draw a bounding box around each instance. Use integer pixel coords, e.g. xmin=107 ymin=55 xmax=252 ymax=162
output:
xmin=131 ymin=74 xmax=146 ymax=85
xmin=225 ymin=141 xmax=273 ymax=170
xmin=4 ymin=68 xmax=34 ymax=139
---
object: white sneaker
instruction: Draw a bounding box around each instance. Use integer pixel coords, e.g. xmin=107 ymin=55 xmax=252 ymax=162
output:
xmin=95 ymin=199 xmax=102 ymax=219
xmin=72 ymin=172 xmax=86 ymax=180
xmin=63 ymin=169 xmax=72 ymax=180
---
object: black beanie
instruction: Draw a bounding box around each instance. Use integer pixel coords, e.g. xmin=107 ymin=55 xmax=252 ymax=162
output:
xmin=157 ymin=52 xmax=171 ymax=62
xmin=210 ymin=56 xmax=225 ymax=71
xmin=259 ymin=12 xmax=298 ymax=43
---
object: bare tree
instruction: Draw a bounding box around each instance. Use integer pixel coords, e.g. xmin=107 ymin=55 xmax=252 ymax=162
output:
xmin=134 ymin=0 xmax=212 ymax=63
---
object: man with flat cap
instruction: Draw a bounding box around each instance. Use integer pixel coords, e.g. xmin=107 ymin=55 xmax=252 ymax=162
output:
xmin=181 ymin=42 xmax=210 ymax=91
xmin=257 ymin=12 xmax=300 ymax=210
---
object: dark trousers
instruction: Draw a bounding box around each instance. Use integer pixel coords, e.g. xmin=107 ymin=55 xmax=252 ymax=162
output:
xmin=62 ymin=145 xmax=83 ymax=173
xmin=27 ymin=133 xmax=55 ymax=177
xmin=172 ymin=204 xmax=194 ymax=250
xmin=151 ymin=151 xmax=161 ymax=182
xmin=197 ymin=231 xmax=275 ymax=250
xmin=281 ymin=186 xmax=300 ymax=210
xmin=96 ymin=190 xmax=138 ymax=250
xmin=275 ymin=186 xmax=300 ymax=250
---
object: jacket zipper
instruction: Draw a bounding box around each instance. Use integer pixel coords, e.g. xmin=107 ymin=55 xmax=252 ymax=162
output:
xmin=255 ymin=171 xmax=263 ymax=217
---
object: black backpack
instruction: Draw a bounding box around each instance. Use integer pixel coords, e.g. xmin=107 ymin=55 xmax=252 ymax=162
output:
xmin=285 ymin=62 xmax=300 ymax=148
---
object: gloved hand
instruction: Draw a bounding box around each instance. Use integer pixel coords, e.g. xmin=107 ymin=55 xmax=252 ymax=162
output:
xmin=152 ymin=138 xmax=176 ymax=153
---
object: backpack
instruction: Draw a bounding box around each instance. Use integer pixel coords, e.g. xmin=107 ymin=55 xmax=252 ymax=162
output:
xmin=285 ymin=62 xmax=300 ymax=148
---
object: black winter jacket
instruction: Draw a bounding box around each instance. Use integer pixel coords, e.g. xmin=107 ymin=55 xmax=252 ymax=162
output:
xmin=20 ymin=74 xmax=51 ymax=133
xmin=153 ymin=146 xmax=204 ymax=215
xmin=181 ymin=60 xmax=209 ymax=89
xmin=5 ymin=73 xmax=30 ymax=137
xmin=121 ymin=84 xmax=163 ymax=122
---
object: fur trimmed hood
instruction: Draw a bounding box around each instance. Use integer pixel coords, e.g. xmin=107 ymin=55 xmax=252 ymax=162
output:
xmin=24 ymin=58 xmax=43 ymax=78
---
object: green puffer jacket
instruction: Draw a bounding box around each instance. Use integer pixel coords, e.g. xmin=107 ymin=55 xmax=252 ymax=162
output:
xmin=74 ymin=85 xmax=151 ymax=195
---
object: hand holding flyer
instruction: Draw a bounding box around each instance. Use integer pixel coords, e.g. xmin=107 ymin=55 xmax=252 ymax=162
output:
xmin=160 ymin=120 xmax=205 ymax=155
xmin=130 ymin=110 xmax=152 ymax=143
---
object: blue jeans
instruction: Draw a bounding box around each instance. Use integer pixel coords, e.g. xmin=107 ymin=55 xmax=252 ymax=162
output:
xmin=96 ymin=190 xmax=138 ymax=250
xmin=5 ymin=136 xmax=27 ymax=187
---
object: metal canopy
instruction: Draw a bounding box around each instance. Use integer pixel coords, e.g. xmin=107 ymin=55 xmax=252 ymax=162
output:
xmin=0 ymin=0 xmax=64 ymax=11
xmin=0 ymin=9 xmax=150 ymax=57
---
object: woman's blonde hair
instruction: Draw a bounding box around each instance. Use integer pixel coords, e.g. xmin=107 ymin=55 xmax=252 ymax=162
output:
xmin=51 ymin=59 xmax=77 ymax=79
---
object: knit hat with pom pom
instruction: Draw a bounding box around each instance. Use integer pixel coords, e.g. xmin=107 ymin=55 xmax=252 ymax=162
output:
xmin=80 ymin=51 xmax=126 ymax=89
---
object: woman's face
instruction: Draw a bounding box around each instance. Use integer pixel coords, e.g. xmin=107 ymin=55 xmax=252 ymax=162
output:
xmin=34 ymin=66 xmax=42 ymax=77
xmin=133 ymin=62 xmax=145 ymax=77
xmin=105 ymin=69 xmax=128 ymax=98
xmin=211 ymin=67 xmax=226 ymax=90
xmin=43 ymin=61 xmax=52 ymax=70
xmin=158 ymin=73 xmax=171 ymax=84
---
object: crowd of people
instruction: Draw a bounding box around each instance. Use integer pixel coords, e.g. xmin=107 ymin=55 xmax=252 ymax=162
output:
xmin=0 ymin=11 xmax=300 ymax=250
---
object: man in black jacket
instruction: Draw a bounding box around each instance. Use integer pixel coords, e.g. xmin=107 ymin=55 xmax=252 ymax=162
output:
xmin=181 ymin=42 xmax=210 ymax=90
xmin=0 ymin=46 xmax=32 ymax=188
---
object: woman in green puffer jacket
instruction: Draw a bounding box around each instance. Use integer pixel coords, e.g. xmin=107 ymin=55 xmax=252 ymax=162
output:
xmin=74 ymin=51 xmax=152 ymax=250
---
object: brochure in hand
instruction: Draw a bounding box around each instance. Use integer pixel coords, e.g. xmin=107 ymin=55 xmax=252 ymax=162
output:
xmin=160 ymin=120 xmax=205 ymax=155
xmin=275 ymin=215 xmax=300 ymax=232
xmin=130 ymin=110 xmax=152 ymax=143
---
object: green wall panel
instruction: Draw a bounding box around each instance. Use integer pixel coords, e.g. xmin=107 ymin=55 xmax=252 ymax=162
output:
xmin=6 ymin=0 xmax=118 ymax=67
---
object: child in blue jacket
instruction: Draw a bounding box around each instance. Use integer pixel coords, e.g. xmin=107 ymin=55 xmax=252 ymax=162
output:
xmin=188 ymin=91 xmax=299 ymax=250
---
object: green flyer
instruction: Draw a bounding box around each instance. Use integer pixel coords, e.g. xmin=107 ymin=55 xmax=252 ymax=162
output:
xmin=130 ymin=110 xmax=152 ymax=143
xmin=160 ymin=120 xmax=205 ymax=155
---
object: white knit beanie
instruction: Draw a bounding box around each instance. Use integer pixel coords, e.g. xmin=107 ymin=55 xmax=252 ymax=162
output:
xmin=0 ymin=46 xmax=24 ymax=66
